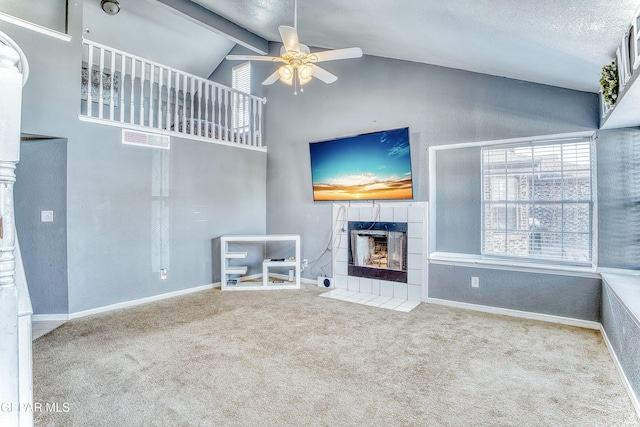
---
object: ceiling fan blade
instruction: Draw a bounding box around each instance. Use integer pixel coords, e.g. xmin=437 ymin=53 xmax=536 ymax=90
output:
xmin=279 ymin=25 xmax=300 ymax=53
xmin=226 ymin=54 xmax=283 ymax=62
xmin=262 ymin=70 xmax=281 ymax=85
xmin=311 ymin=47 xmax=363 ymax=63
xmin=311 ymin=64 xmax=338 ymax=84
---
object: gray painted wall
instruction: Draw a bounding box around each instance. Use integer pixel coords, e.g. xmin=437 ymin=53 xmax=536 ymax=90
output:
xmin=429 ymin=264 xmax=601 ymax=321
xmin=602 ymin=283 xmax=640 ymax=400
xmin=597 ymin=128 xmax=640 ymax=402
xmin=597 ymin=127 xmax=640 ymax=270
xmin=435 ymin=147 xmax=481 ymax=254
xmin=248 ymin=42 xmax=597 ymax=289
xmin=3 ymin=1 xmax=266 ymax=314
xmin=15 ymin=138 xmax=68 ymax=314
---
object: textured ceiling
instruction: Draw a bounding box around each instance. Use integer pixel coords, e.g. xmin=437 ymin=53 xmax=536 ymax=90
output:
xmin=83 ymin=0 xmax=235 ymax=77
xmin=192 ymin=0 xmax=640 ymax=92
xmin=83 ymin=0 xmax=640 ymax=93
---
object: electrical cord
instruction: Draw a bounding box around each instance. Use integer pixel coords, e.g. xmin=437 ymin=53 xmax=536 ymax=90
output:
xmin=307 ymin=203 xmax=347 ymax=277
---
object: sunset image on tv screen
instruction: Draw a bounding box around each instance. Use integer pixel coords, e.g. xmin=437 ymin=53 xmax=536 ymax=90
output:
xmin=309 ymin=127 xmax=413 ymax=201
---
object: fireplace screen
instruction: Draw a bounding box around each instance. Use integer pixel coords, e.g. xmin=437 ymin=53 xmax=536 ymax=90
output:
xmin=348 ymin=222 xmax=408 ymax=283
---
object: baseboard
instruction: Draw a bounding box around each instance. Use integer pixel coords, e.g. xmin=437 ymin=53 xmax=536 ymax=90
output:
xmin=68 ymin=283 xmax=215 ymax=320
xmin=425 ymin=297 xmax=601 ymax=330
xmin=32 ymin=314 xmax=69 ymax=322
xmin=600 ymin=325 xmax=640 ymax=418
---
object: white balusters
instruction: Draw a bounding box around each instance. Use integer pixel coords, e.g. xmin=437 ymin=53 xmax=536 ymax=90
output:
xmin=196 ymin=81 xmax=202 ymax=136
xmin=165 ymin=69 xmax=172 ymax=131
xmin=174 ymin=71 xmax=180 ymax=133
xmin=129 ymin=57 xmax=135 ymax=124
xmin=148 ymin=64 xmax=155 ymax=128
xmin=86 ymin=45 xmax=93 ymax=116
xmin=203 ymin=82 xmax=210 ymax=136
xmin=98 ymin=47 xmax=105 ymax=119
xmin=227 ymin=90 xmax=232 ymax=142
xmin=138 ymin=61 xmax=146 ymax=126
xmin=81 ymin=39 xmax=266 ymax=148
xmin=251 ymin=98 xmax=258 ymax=147
xmin=109 ymin=50 xmax=115 ymax=120
xmin=189 ymin=78 xmax=195 ymax=135
xmin=181 ymin=74 xmax=187 ymax=134
xmin=217 ymin=86 xmax=223 ymax=139
xmin=157 ymin=67 xmax=164 ymax=130
xmin=119 ymin=54 xmax=125 ymax=123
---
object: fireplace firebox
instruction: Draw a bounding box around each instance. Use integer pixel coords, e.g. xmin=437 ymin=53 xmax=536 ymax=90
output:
xmin=348 ymin=221 xmax=407 ymax=283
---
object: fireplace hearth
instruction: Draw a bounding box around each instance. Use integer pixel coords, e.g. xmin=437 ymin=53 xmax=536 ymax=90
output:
xmin=348 ymin=221 xmax=407 ymax=283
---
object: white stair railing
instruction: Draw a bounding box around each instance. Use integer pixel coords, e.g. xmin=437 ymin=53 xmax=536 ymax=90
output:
xmin=81 ymin=39 xmax=266 ymax=149
xmin=0 ymin=30 xmax=33 ymax=427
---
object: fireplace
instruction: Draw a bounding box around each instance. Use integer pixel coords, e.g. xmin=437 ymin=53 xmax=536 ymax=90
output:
xmin=348 ymin=221 xmax=407 ymax=283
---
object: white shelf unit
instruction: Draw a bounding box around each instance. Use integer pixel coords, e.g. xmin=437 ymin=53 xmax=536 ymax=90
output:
xmin=220 ymin=234 xmax=301 ymax=291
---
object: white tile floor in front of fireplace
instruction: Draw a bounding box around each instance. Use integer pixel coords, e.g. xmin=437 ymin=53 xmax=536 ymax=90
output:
xmin=320 ymin=288 xmax=420 ymax=312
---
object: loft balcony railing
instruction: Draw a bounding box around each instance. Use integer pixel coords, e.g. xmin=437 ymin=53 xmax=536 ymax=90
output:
xmin=80 ymin=39 xmax=266 ymax=150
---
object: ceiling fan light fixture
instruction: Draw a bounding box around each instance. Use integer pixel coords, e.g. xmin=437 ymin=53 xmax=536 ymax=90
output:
xmin=101 ymin=0 xmax=121 ymax=15
xmin=278 ymin=65 xmax=294 ymax=85
xmin=298 ymin=64 xmax=313 ymax=83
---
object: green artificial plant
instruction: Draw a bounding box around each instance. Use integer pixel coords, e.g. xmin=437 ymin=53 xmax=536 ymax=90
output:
xmin=600 ymin=61 xmax=619 ymax=108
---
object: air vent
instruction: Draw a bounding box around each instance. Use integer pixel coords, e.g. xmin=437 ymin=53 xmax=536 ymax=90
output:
xmin=122 ymin=129 xmax=170 ymax=149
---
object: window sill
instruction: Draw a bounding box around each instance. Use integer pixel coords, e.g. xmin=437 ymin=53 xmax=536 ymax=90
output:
xmin=429 ymin=252 xmax=599 ymax=278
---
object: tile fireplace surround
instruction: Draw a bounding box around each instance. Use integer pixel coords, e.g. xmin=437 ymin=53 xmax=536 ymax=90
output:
xmin=331 ymin=202 xmax=428 ymax=302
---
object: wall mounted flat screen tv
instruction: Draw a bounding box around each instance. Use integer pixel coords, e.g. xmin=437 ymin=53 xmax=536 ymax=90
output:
xmin=309 ymin=127 xmax=413 ymax=201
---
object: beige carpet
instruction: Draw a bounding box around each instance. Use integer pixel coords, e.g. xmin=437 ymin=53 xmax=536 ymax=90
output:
xmin=33 ymin=285 xmax=639 ymax=426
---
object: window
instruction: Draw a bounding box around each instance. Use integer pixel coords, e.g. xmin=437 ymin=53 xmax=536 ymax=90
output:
xmin=481 ymin=138 xmax=593 ymax=264
xmin=232 ymin=62 xmax=251 ymax=130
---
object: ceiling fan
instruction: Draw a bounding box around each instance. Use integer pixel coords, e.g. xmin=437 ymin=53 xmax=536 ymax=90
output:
xmin=225 ymin=0 xmax=363 ymax=94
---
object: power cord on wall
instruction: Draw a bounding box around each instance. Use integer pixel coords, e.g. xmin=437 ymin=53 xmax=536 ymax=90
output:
xmin=306 ymin=201 xmax=382 ymax=277
xmin=306 ymin=203 xmax=348 ymax=277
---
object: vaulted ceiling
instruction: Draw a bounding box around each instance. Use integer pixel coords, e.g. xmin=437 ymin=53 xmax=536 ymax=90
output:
xmin=85 ymin=0 xmax=640 ymax=93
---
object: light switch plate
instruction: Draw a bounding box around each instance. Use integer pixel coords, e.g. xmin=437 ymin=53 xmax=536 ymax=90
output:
xmin=41 ymin=210 xmax=54 ymax=222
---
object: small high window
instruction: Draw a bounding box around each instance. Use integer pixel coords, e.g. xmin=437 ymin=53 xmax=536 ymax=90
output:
xmin=232 ymin=62 xmax=251 ymax=130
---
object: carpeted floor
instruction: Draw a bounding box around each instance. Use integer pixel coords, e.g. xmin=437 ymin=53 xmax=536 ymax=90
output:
xmin=33 ymin=285 xmax=639 ymax=426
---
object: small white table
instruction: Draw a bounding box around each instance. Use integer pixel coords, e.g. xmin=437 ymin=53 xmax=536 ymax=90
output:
xmin=220 ymin=234 xmax=301 ymax=291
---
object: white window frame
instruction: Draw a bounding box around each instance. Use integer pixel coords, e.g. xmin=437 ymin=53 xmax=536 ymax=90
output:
xmin=481 ymin=137 xmax=594 ymax=266
xmin=428 ymin=131 xmax=598 ymax=275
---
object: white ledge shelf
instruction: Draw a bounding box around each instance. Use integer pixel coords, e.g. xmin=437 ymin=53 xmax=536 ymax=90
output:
xmin=600 ymin=69 xmax=640 ymax=129
xmin=601 ymin=273 xmax=640 ymax=328
xmin=600 ymin=8 xmax=640 ymax=129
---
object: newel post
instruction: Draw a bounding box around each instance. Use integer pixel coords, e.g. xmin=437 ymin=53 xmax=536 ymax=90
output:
xmin=0 ymin=41 xmax=24 ymax=426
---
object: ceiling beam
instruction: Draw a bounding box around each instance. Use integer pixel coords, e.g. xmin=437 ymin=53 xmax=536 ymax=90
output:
xmin=154 ymin=0 xmax=268 ymax=55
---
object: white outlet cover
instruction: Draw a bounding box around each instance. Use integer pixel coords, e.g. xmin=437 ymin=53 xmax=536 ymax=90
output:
xmin=471 ymin=277 xmax=480 ymax=288
xmin=41 ymin=210 xmax=54 ymax=222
